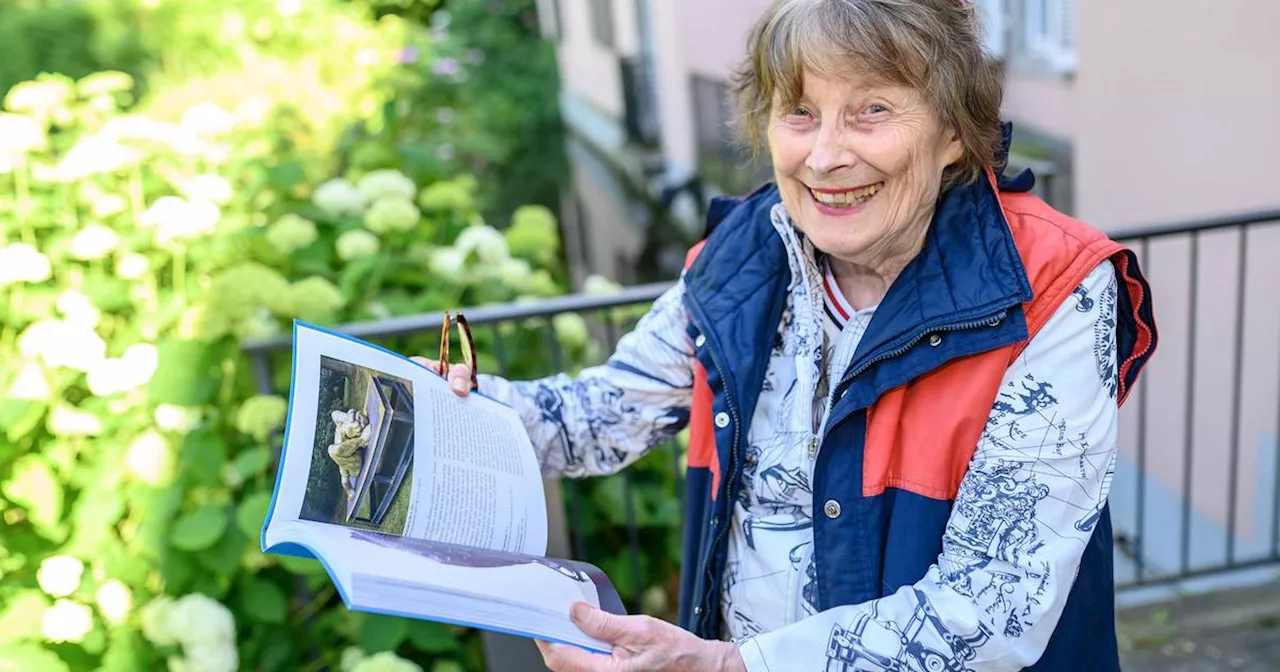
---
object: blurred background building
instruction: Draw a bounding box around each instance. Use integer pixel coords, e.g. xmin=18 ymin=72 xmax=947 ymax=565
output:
xmin=536 ymin=0 xmax=1280 ymax=281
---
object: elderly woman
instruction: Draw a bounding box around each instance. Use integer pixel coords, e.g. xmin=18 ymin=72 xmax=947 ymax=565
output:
xmin=419 ymin=0 xmax=1157 ymax=670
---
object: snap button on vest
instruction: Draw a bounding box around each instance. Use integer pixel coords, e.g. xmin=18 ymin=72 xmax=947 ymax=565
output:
xmin=714 ymin=412 xmax=730 ymax=428
xmin=928 ymin=333 xmax=943 ymax=346
xmin=823 ymin=500 xmax=841 ymax=518
xmin=695 ymin=334 xmax=706 ymax=348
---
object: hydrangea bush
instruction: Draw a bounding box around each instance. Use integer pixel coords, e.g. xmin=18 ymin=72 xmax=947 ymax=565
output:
xmin=0 ymin=50 xmax=586 ymax=672
xmin=0 ymin=1 xmax=692 ymax=669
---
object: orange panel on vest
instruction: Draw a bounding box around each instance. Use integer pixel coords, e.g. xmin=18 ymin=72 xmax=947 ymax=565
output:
xmin=687 ymin=360 xmax=721 ymax=498
xmin=862 ymin=348 xmax=1013 ymax=499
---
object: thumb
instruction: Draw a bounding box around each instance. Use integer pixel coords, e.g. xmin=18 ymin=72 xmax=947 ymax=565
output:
xmin=570 ymin=602 xmax=631 ymax=643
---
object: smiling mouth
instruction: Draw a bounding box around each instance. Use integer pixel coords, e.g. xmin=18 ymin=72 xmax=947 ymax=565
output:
xmin=809 ymin=182 xmax=883 ymax=208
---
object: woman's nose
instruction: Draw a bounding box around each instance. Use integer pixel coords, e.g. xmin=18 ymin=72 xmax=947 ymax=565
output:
xmin=805 ymin=123 xmax=854 ymax=175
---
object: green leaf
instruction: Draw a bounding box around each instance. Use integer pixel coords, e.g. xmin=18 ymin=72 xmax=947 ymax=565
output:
xmin=236 ymin=492 xmax=273 ymax=539
xmin=170 ymin=505 xmax=228 ymax=551
xmin=196 ymin=524 xmax=247 ymax=576
xmin=66 ymin=482 xmax=125 ymax=556
xmin=0 ymin=591 xmax=50 ymax=645
xmin=98 ymin=628 xmax=146 ymax=672
xmin=278 ymin=554 xmax=325 ymax=576
xmin=179 ymin=428 xmax=227 ymax=487
xmin=359 ymin=614 xmax=409 ymax=653
xmin=255 ymin=636 xmax=294 ymax=671
xmin=240 ymin=577 xmax=288 ymax=624
xmin=128 ymin=485 xmax=182 ymax=559
xmin=231 ymin=447 xmax=273 ymax=481
xmin=148 ymin=340 xmax=220 ymax=406
xmin=2 ymin=455 xmax=63 ymax=538
xmin=407 ymin=620 xmax=460 ymax=653
xmin=0 ymin=400 xmax=45 ymax=444
xmin=0 ymin=643 xmax=70 ymax=672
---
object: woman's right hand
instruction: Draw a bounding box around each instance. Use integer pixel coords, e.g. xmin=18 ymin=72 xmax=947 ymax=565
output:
xmin=410 ymin=357 xmax=474 ymax=397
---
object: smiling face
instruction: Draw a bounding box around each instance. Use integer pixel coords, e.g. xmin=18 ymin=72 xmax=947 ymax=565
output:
xmin=766 ymin=68 xmax=965 ymax=271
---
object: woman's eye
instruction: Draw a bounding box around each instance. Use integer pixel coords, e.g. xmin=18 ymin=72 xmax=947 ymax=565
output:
xmin=865 ymin=104 xmax=888 ymax=115
xmin=788 ymin=107 xmax=812 ymax=118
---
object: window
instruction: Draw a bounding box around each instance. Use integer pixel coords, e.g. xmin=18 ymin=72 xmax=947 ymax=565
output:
xmin=588 ymin=0 xmax=615 ymax=50
xmin=1023 ymin=0 xmax=1077 ymax=73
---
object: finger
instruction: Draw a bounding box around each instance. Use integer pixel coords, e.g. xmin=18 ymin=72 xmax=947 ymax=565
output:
xmin=537 ymin=640 xmax=611 ymax=672
xmin=410 ymin=356 xmax=437 ymax=370
xmin=447 ymin=362 xmax=472 ymax=396
xmin=570 ymin=602 xmax=645 ymax=645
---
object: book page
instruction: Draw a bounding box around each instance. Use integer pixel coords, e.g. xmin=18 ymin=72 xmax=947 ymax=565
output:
xmin=261 ymin=321 xmax=548 ymax=557
xmin=314 ymin=526 xmax=624 ymax=652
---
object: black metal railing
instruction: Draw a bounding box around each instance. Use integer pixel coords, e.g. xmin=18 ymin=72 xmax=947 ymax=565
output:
xmin=1107 ymin=209 xmax=1280 ymax=590
xmin=241 ymin=208 xmax=1280 ymax=638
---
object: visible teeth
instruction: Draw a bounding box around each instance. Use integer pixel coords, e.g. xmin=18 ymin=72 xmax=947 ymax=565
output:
xmin=811 ymin=183 xmax=882 ymax=206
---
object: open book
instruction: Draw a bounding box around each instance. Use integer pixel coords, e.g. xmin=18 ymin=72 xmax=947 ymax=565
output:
xmin=260 ymin=321 xmax=625 ymax=653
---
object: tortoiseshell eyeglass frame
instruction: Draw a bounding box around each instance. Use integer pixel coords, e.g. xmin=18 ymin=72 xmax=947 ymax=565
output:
xmin=437 ymin=310 xmax=479 ymax=392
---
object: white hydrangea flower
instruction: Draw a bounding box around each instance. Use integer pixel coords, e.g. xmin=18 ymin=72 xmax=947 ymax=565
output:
xmin=68 ymin=224 xmax=121 ymax=261
xmin=18 ymin=319 xmax=107 ymax=372
xmin=140 ymin=596 xmax=179 ymax=646
xmin=181 ymin=174 xmax=234 ymax=205
xmin=455 ymin=225 xmax=509 ymax=265
xmin=350 ymin=651 xmax=423 ymax=672
xmin=95 ymin=579 xmax=132 ymax=625
xmin=139 ymin=196 xmax=221 ymax=245
xmin=276 ymin=0 xmax=303 ymax=18
xmin=583 ymin=274 xmax=622 ymax=295
xmin=37 ymin=555 xmax=84 ymax=598
xmin=553 ymin=313 xmax=590 ymax=349
xmin=169 ymin=594 xmax=236 ymax=646
xmin=496 ymin=257 xmax=533 ymax=288
xmin=155 ymin=404 xmax=202 ymax=432
xmin=7 ymin=361 xmax=50 ymax=401
xmin=88 ymin=343 xmax=159 ymax=397
xmin=312 ymin=178 xmax=368 ymax=217
xmin=336 ymin=229 xmax=380 ymax=261
xmin=116 ymin=253 xmax=151 ymax=280
xmin=91 ymin=193 xmax=128 ymax=218
xmin=170 ymin=642 xmax=238 ymax=672
xmin=265 ymin=214 xmax=318 ymax=253
xmin=42 ymin=599 xmax=93 ymax=643
xmin=0 ymin=113 xmax=47 ymax=157
xmin=356 ymin=169 xmax=417 ymax=203
xmin=181 ymin=102 xmax=235 ymax=136
xmin=341 ymin=647 xmax=367 ymax=672
xmin=56 ymin=290 xmax=101 ymax=328
xmin=126 ymin=432 xmax=174 ymax=485
xmin=49 ymin=405 xmax=103 ymax=437
xmin=364 ymin=196 xmax=420 ymax=233
xmin=0 ymin=243 xmax=52 ymax=286
xmin=55 ymin=134 xmax=139 ymax=182
xmin=429 ymin=248 xmax=464 ymax=277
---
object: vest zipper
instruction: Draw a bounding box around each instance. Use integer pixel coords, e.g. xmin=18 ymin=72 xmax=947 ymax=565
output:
xmin=832 ymin=309 xmax=1009 ymax=402
xmin=691 ymin=326 xmax=743 ymax=633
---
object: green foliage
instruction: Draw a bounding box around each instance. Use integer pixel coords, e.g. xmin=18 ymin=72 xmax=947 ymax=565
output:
xmin=0 ymin=1 xmax=597 ymax=668
xmin=0 ymin=0 xmax=690 ymax=670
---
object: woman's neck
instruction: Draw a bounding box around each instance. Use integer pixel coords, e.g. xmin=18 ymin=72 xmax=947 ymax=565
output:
xmin=826 ymin=234 xmax=926 ymax=312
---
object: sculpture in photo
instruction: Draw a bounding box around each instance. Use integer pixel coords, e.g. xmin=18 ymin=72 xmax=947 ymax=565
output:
xmin=329 ymin=408 xmax=371 ymax=500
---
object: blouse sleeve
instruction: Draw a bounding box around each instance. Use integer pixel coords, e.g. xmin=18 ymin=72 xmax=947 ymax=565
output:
xmin=477 ymin=279 xmax=696 ymax=478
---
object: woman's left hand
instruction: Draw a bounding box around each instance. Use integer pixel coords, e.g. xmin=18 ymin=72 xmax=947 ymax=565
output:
xmin=535 ymin=602 xmax=747 ymax=672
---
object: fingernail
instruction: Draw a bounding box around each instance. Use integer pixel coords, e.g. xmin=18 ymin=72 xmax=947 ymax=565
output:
xmin=451 ymin=379 xmax=466 ymax=394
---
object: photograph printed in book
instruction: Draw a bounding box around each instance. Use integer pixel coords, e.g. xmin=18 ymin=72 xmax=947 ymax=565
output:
xmin=299 ymin=355 xmax=416 ymax=535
